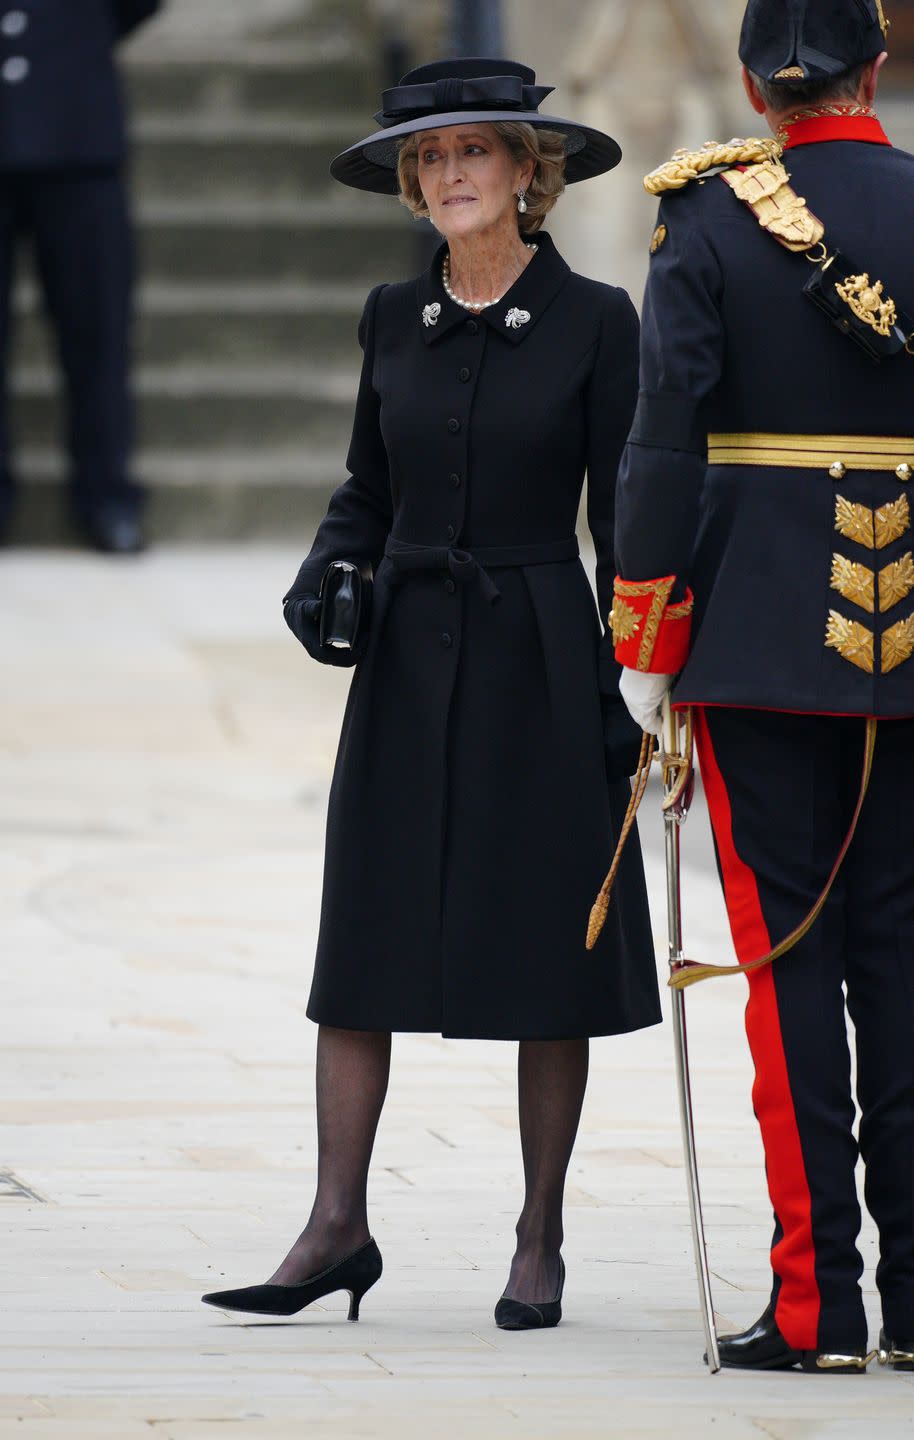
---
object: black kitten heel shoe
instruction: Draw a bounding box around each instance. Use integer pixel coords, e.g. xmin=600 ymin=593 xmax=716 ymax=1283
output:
xmin=495 ymin=1257 xmax=565 ymax=1331
xmin=202 ymin=1237 xmax=382 ymax=1320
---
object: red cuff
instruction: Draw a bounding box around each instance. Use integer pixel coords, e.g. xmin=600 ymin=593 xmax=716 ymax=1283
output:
xmin=610 ymin=576 xmax=694 ymax=673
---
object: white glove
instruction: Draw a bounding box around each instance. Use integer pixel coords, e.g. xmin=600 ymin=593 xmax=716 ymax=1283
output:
xmin=619 ymin=669 xmax=674 ymax=738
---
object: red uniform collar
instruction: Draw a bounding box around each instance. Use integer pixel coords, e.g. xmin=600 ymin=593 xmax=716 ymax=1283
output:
xmin=779 ymin=104 xmax=891 ymax=151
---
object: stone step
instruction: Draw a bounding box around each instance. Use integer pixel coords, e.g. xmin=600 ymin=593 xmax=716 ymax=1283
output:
xmin=14 ymin=282 xmax=369 ymax=368
xmin=123 ymin=52 xmax=377 ymax=118
xmin=130 ymin=115 xmax=365 ymax=201
xmin=131 ymin=201 xmax=418 ymax=283
xmin=10 ymin=365 xmax=360 ymax=452
xmin=10 ymin=447 xmax=340 ymax=541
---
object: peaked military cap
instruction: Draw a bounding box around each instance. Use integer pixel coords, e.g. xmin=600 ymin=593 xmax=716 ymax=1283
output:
xmin=329 ymin=57 xmax=622 ymax=194
xmin=739 ymin=0 xmax=889 ymax=84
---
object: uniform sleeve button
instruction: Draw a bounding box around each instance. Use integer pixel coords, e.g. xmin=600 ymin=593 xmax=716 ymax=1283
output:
xmin=447 ymin=524 xmax=457 ymax=541
xmin=1 ymin=12 xmax=27 ymax=37
xmin=440 ymin=632 xmax=453 ymax=648
xmin=444 ymin=578 xmax=456 ymax=595
xmin=2 ymin=55 xmax=29 ymax=83
xmin=458 ymin=367 xmax=471 ymax=382
xmin=449 ymin=472 xmax=462 ymax=489
xmin=447 ymin=417 xmax=461 ymax=434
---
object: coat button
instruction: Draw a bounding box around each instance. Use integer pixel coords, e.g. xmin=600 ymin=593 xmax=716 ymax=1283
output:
xmin=458 ymin=367 xmax=471 ymax=382
xmin=2 ymin=55 xmax=28 ymax=83
xmin=1 ymin=11 xmax=27 ymax=37
xmin=466 ymin=320 xmax=479 ymax=335
xmin=447 ymin=524 xmax=457 ymax=541
xmin=897 ymin=463 xmax=912 ymax=483
xmin=449 ymin=472 xmax=461 ymax=489
xmin=444 ymin=578 xmax=456 ymax=595
xmin=447 ymin=417 xmax=461 ymax=434
xmin=829 ymin=460 xmax=846 ymax=480
xmin=440 ymin=632 xmax=453 ymax=648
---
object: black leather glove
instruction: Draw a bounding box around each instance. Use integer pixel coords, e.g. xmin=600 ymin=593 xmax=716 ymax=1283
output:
xmin=283 ymin=595 xmax=362 ymax=668
xmin=601 ymin=693 xmax=644 ymax=782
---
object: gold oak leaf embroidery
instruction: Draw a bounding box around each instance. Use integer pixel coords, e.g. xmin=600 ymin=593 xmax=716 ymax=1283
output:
xmin=825 ymin=610 xmax=874 ymax=674
xmin=834 ymin=496 xmax=875 ymax=549
xmin=875 ymin=495 xmax=911 ymax=550
xmin=879 ymin=553 xmax=914 ymax=613
xmin=830 ymin=554 xmax=874 ymax=613
xmin=609 ymin=601 xmax=641 ymax=645
xmin=882 ymin=615 xmax=914 ymax=674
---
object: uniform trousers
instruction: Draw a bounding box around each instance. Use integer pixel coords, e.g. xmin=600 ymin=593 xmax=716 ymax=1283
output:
xmin=694 ymin=707 xmax=914 ymax=1352
xmin=0 ymin=168 xmax=138 ymax=517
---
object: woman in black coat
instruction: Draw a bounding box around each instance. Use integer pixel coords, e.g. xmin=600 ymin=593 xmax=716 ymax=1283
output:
xmin=203 ymin=58 xmax=660 ymax=1331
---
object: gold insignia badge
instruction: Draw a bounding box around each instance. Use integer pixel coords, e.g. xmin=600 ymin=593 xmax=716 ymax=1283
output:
xmin=650 ymin=224 xmax=667 ymax=255
xmin=775 ymin=66 xmax=806 ymax=80
xmin=835 ymin=273 xmax=898 ymax=338
xmin=834 ymin=496 xmax=875 ymax=548
xmin=879 ymin=553 xmax=914 ymax=612
xmin=875 ymin=494 xmax=911 ymax=550
xmin=831 ymin=554 xmax=875 ymax=613
xmin=825 ymin=611 xmax=875 ymax=674
xmin=883 ymin=615 xmax=914 ymax=674
xmin=609 ymin=601 xmax=641 ymax=645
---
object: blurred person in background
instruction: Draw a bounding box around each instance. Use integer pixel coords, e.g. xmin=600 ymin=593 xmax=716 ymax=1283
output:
xmin=0 ymin=0 xmax=161 ymax=554
xmin=203 ymin=57 xmax=661 ymax=1333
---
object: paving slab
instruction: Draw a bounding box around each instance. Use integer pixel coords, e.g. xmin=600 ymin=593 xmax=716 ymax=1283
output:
xmin=0 ymin=546 xmax=910 ymax=1439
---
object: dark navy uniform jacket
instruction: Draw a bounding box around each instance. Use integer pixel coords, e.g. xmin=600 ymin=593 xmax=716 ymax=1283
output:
xmin=615 ymin=119 xmax=914 ymax=718
xmin=0 ymin=1 xmax=160 ymax=169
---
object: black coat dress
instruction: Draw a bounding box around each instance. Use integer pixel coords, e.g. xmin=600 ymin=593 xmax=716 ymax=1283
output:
xmin=284 ymin=232 xmax=660 ymax=1040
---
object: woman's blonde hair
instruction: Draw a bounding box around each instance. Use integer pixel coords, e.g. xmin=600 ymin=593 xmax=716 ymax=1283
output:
xmin=396 ymin=121 xmax=567 ymax=236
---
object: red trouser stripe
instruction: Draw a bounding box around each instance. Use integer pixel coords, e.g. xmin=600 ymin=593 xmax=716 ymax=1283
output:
xmin=693 ymin=709 xmax=820 ymax=1351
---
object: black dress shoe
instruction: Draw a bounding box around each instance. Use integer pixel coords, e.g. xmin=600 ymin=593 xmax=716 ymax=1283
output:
xmin=879 ymin=1329 xmax=914 ymax=1372
xmin=495 ymin=1257 xmax=565 ymax=1331
xmin=715 ymin=1304 xmax=873 ymax=1373
xmin=201 ymin=1237 xmax=382 ymax=1320
xmin=76 ymin=505 xmax=146 ymax=555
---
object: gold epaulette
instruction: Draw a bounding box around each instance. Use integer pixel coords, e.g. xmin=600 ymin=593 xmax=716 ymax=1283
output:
xmin=643 ymin=137 xmax=781 ymax=195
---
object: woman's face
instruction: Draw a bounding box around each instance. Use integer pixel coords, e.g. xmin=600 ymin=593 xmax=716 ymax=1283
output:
xmin=415 ymin=123 xmax=533 ymax=241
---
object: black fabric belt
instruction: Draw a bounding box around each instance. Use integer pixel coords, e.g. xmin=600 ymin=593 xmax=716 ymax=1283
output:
xmin=384 ymin=536 xmax=580 ymax=604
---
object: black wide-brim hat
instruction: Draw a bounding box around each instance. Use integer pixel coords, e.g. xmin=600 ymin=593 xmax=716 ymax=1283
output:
xmin=739 ymin=0 xmax=888 ymax=84
xmin=330 ymin=58 xmax=622 ymax=194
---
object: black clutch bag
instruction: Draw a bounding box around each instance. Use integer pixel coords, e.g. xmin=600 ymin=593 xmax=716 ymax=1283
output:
xmin=319 ymin=560 xmax=373 ymax=654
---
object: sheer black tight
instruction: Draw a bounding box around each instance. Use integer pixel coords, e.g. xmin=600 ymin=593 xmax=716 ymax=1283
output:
xmin=268 ymin=1028 xmax=589 ymax=1305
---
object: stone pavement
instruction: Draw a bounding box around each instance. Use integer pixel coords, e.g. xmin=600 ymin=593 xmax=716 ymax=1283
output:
xmin=1 ymin=546 xmax=912 ymax=1439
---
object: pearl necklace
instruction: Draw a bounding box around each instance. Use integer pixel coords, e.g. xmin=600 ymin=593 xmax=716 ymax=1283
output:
xmin=442 ymin=244 xmax=538 ymax=312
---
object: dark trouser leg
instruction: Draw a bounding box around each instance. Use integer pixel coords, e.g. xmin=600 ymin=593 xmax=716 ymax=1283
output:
xmin=695 ymin=708 xmax=866 ymax=1352
xmin=504 ymin=1038 xmax=589 ymax=1302
xmin=267 ymin=1026 xmax=391 ymax=1286
xmin=844 ymin=718 xmax=914 ymax=1340
xmin=29 ymin=168 xmax=139 ymax=518
xmin=0 ymin=175 xmax=19 ymax=521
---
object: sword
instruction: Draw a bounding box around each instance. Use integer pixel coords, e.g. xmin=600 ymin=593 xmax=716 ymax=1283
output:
xmin=660 ymin=698 xmax=720 ymax=1374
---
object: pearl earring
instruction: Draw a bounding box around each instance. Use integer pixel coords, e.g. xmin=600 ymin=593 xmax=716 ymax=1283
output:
xmin=517 ymin=188 xmax=528 ymax=214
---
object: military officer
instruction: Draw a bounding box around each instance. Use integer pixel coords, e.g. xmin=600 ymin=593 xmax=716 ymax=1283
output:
xmin=613 ymin=0 xmax=914 ymax=1374
xmin=0 ymin=1 xmax=161 ymax=552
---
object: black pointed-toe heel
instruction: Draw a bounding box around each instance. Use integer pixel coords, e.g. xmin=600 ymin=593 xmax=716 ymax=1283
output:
xmin=495 ymin=1257 xmax=565 ymax=1331
xmin=202 ymin=1237 xmax=382 ymax=1320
